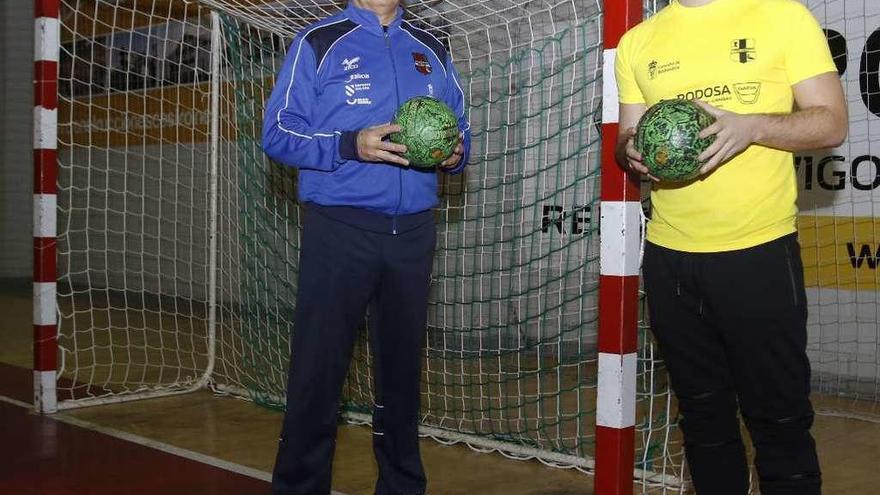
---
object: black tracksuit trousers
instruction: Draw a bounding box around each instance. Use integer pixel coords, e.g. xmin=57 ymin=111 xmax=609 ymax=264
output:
xmin=272 ymin=205 xmax=435 ymax=495
xmin=642 ymin=233 xmax=821 ymax=495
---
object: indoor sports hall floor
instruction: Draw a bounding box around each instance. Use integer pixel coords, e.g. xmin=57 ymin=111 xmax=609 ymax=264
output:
xmin=1 ymin=281 xmax=879 ymax=495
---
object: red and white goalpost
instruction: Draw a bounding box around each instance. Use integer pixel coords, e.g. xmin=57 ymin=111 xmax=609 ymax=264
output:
xmin=596 ymin=0 xmax=643 ymax=494
xmin=31 ymin=0 xmax=880 ymax=494
xmin=34 ymin=0 xmax=61 ymax=414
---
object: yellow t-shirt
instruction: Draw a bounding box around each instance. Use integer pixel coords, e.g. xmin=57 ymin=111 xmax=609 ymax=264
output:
xmin=615 ymin=0 xmax=837 ymax=252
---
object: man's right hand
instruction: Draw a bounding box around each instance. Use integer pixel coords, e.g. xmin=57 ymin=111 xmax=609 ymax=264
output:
xmin=356 ymin=123 xmax=409 ymax=166
xmin=618 ymin=127 xmax=658 ymax=182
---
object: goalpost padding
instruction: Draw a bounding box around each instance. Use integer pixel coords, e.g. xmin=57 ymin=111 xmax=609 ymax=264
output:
xmin=596 ymin=2 xmax=647 ymax=493
xmin=34 ymin=0 xmax=61 ymax=414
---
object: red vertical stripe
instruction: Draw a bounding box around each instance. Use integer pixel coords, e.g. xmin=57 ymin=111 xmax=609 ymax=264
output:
xmin=34 ymin=0 xmax=60 ymax=19
xmin=34 ymin=61 xmax=59 ymax=109
xmin=34 ymin=149 xmax=58 ymax=194
xmin=600 ymin=123 xmax=641 ymax=202
xmin=595 ymin=426 xmax=637 ymax=495
xmin=602 ymin=0 xmax=643 ymax=50
xmin=34 ymin=324 xmax=57 ymax=371
xmin=598 ymin=274 xmax=640 ymax=355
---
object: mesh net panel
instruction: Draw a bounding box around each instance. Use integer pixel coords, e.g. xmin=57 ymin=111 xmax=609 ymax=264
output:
xmin=56 ymin=0 xmax=216 ymax=403
xmin=799 ymin=0 xmax=880 ymax=421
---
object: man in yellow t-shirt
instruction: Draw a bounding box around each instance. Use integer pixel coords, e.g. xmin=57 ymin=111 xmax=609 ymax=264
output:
xmin=615 ymin=0 xmax=847 ymax=494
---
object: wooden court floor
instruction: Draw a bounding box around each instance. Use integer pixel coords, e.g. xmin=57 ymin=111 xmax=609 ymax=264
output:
xmin=1 ymin=282 xmax=879 ymax=495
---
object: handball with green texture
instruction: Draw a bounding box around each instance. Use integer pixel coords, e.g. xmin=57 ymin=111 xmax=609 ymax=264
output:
xmin=390 ymin=96 xmax=459 ymax=169
xmin=634 ymin=99 xmax=716 ymax=182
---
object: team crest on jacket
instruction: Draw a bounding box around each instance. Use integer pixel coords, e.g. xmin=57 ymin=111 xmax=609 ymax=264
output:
xmin=412 ymin=52 xmax=432 ymax=75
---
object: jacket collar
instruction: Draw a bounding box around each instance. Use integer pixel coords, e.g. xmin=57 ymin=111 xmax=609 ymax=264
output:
xmin=345 ymin=2 xmax=404 ymax=35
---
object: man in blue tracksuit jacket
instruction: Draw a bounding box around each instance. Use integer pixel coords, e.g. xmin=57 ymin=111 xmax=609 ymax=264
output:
xmin=262 ymin=1 xmax=471 ymax=494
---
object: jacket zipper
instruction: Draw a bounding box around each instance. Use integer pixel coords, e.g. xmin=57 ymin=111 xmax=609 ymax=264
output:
xmin=384 ymin=25 xmax=402 ymax=235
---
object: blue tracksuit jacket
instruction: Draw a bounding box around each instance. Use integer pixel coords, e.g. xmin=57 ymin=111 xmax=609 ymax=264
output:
xmin=261 ymin=3 xmax=472 ymax=217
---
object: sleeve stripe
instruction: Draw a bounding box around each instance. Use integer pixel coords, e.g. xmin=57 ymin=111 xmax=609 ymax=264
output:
xmin=449 ymin=68 xmax=469 ymax=127
xmin=276 ymin=18 xmax=350 ymax=140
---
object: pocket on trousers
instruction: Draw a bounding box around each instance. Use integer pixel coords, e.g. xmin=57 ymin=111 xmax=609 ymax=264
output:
xmin=782 ymin=237 xmax=808 ymax=316
xmin=783 ymin=243 xmax=800 ymax=307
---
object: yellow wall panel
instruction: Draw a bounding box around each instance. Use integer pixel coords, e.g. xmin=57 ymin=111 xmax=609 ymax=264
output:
xmin=799 ymin=215 xmax=880 ymax=291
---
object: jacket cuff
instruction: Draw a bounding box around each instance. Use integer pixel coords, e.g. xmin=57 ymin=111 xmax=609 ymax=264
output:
xmin=338 ymin=130 xmax=360 ymax=161
xmin=443 ymin=158 xmax=467 ymax=175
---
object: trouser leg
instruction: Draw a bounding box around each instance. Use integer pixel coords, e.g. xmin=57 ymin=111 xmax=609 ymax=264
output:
xmin=702 ymin=234 xmax=820 ymax=495
xmin=643 ymin=242 xmax=749 ymax=495
xmin=371 ymin=221 xmax=435 ymax=495
xmin=272 ymin=212 xmax=381 ymax=495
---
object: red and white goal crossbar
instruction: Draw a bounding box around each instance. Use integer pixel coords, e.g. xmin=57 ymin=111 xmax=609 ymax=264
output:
xmin=33 ymin=0 xmax=60 ymax=414
xmin=597 ymin=1 xmax=644 ymax=494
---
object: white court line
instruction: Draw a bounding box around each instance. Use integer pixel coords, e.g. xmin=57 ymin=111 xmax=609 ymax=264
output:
xmin=0 ymin=394 xmax=31 ymax=408
xmin=0 ymin=394 xmax=348 ymax=495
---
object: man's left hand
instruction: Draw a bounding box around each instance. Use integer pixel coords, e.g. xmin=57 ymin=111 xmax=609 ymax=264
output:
xmin=695 ymin=100 xmax=758 ymax=175
xmin=438 ymin=133 xmax=465 ymax=171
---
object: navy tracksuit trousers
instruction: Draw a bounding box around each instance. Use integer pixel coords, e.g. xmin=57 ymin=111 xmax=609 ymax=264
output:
xmin=643 ymin=233 xmax=821 ymax=495
xmin=272 ymin=204 xmax=435 ymax=495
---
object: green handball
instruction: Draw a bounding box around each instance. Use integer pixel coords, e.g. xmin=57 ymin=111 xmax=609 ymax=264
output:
xmin=390 ymin=96 xmax=459 ymax=169
xmin=634 ymin=99 xmax=716 ymax=182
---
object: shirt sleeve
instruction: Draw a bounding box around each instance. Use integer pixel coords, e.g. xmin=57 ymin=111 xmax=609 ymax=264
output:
xmin=615 ymin=32 xmax=646 ymax=105
xmin=785 ymin=4 xmax=837 ymax=85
